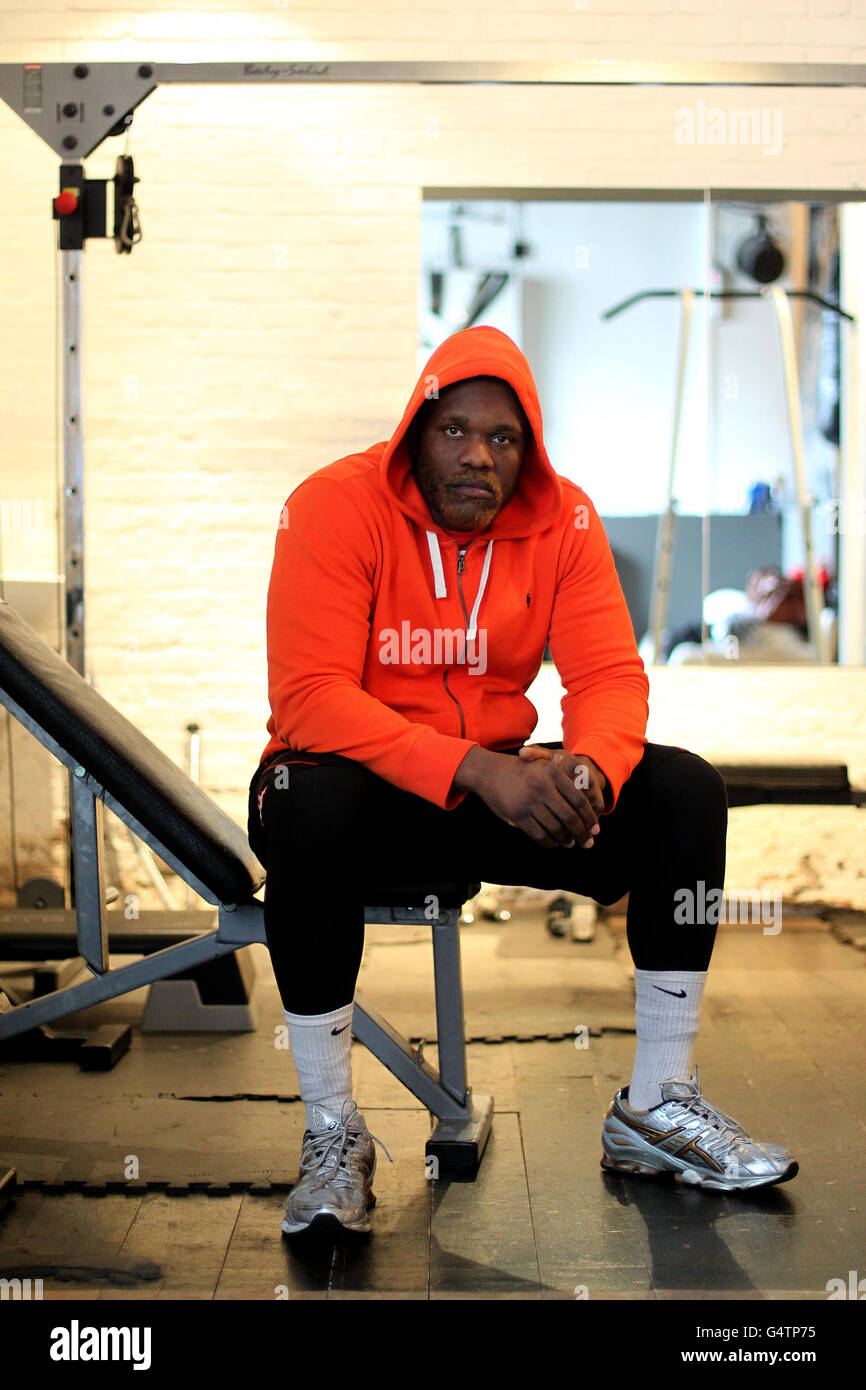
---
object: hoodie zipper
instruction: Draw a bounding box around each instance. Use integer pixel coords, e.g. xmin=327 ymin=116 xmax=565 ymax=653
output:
xmin=442 ymin=543 xmax=473 ymax=738
xmin=455 ymin=544 xmax=473 ymax=626
xmin=426 ymin=531 xmax=493 ymax=740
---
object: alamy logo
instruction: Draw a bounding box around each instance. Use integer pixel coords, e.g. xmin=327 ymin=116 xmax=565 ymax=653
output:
xmin=0 ymin=1277 xmax=43 ymax=1300
xmin=378 ymin=622 xmax=487 ymax=674
xmin=674 ymin=880 xmax=782 ymax=935
xmin=49 ymin=1320 xmax=151 ymax=1370
xmin=674 ymin=101 xmax=782 ymax=156
xmin=0 ymin=497 xmax=45 ymax=535
xmin=826 ymin=1270 xmax=866 ymax=1299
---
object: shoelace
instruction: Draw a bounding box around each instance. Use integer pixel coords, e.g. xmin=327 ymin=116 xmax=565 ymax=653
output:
xmin=638 ymin=1069 xmax=749 ymax=1157
xmin=691 ymin=1067 xmax=751 ymax=1138
xmin=304 ymin=1099 xmax=393 ymax=1193
xmin=674 ymin=1094 xmax=746 ymax=1155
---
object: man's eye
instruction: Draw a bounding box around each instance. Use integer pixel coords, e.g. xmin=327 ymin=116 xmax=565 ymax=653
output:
xmin=443 ymin=427 xmax=513 ymax=443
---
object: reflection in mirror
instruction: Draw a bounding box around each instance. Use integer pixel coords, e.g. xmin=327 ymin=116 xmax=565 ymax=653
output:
xmin=691 ymin=197 xmax=850 ymax=669
xmin=419 ymin=194 xmax=711 ymax=662
xmin=418 ymin=195 xmax=857 ymax=668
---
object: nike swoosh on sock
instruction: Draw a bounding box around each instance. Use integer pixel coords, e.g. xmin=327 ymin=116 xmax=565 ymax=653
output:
xmin=331 ymin=1023 xmax=350 ymax=1034
xmin=653 ymin=986 xmax=687 ymax=997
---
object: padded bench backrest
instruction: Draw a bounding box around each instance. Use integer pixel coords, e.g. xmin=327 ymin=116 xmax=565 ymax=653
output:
xmin=713 ymin=761 xmax=854 ymax=807
xmin=0 ymin=600 xmax=265 ymax=906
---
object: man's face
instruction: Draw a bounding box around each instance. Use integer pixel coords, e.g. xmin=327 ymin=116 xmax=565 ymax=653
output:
xmin=409 ymin=377 xmax=528 ymax=532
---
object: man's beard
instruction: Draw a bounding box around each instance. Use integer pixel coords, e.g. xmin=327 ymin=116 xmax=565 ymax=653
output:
xmin=414 ymin=460 xmax=500 ymax=530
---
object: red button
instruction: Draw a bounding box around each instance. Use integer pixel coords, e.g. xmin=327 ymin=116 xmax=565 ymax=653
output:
xmin=53 ymin=190 xmax=79 ymax=216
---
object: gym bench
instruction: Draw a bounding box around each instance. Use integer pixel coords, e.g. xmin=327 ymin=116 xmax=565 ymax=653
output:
xmin=711 ymin=762 xmax=866 ymax=808
xmin=0 ymin=599 xmax=492 ymax=1173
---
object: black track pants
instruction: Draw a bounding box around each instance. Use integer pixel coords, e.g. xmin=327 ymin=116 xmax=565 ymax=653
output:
xmin=247 ymin=741 xmax=727 ymax=1014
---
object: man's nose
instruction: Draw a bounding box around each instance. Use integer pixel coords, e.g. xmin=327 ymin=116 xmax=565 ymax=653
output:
xmin=458 ymin=437 xmax=495 ymax=467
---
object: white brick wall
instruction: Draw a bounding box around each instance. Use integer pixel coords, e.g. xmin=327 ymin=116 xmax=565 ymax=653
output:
xmin=1 ymin=4 xmax=865 ymax=907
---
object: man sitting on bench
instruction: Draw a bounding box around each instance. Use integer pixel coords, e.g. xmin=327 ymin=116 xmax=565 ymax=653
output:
xmin=248 ymin=324 xmax=797 ymax=1238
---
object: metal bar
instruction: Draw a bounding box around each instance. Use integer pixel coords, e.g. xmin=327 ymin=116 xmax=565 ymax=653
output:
xmin=0 ymin=688 xmax=220 ymax=906
xmin=701 ymin=187 xmax=713 ymax=660
xmin=427 ymin=188 xmax=866 ymax=205
xmin=123 ymin=821 xmax=179 ymax=910
xmin=69 ymin=770 xmax=108 ymax=974
xmin=362 ymin=902 xmax=459 ymax=924
xmin=61 ymin=246 xmax=84 ymax=677
xmin=647 ymin=288 xmax=694 ymax=664
xmin=839 ymin=203 xmax=866 ymax=666
xmin=431 ymin=909 xmax=469 ymax=1106
xmin=602 ymin=287 xmax=855 ymax=322
xmin=6 ymin=61 xmax=866 ymax=160
xmin=61 ymin=243 xmax=84 ymax=911
xmin=769 ymin=285 xmax=825 ymax=662
xmin=351 ymin=991 xmax=468 ymax=1120
xmin=0 ymin=928 xmax=235 ymax=1040
xmin=185 ymin=723 xmax=201 ymax=909
xmin=215 ymin=901 xmax=265 ymax=946
xmin=119 ymin=60 xmax=866 ymax=86
xmin=92 ymin=786 xmax=218 ymax=905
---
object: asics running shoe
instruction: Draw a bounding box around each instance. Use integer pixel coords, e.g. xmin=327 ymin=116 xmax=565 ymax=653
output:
xmin=601 ymin=1067 xmax=798 ymax=1192
xmin=282 ymin=1099 xmax=392 ymax=1236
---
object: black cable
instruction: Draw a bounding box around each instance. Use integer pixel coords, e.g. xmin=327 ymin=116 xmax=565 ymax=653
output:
xmin=463 ymin=271 xmax=509 ymax=328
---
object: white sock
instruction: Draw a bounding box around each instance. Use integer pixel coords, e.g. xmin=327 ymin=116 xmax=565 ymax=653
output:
xmin=627 ymin=969 xmax=707 ymax=1112
xmin=283 ymin=1002 xmax=355 ymax=1131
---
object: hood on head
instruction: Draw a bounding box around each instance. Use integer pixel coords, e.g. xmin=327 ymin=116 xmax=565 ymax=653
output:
xmin=378 ymin=326 xmax=562 ymax=539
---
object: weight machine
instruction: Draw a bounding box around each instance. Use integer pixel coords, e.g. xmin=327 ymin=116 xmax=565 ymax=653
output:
xmin=601 ymin=285 xmax=855 ymax=663
xmin=1 ymin=61 xmax=866 ymax=1190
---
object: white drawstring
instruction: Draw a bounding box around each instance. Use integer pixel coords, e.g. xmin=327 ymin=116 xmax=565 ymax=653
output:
xmin=425 ymin=530 xmax=447 ymax=597
xmin=467 ymin=540 xmax=493 ymax=641
xmin=425 ymin=531 xmax=494 ymax=640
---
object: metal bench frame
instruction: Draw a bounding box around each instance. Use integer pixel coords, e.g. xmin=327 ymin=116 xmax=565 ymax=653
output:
xmin=0 ymin=684 xmax=492 ymax=1170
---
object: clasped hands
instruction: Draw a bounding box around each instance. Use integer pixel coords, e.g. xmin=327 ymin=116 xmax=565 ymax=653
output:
xmin=517 ymin=743 xmax=608 ymax=849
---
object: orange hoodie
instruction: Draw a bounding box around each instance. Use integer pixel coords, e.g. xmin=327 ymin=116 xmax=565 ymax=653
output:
xmin=260 ymin=326 xmax=649 ymax=812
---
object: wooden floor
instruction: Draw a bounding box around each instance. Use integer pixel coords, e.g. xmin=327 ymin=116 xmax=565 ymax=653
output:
xmin=1 ymin=906 xmax=864 ymax=1300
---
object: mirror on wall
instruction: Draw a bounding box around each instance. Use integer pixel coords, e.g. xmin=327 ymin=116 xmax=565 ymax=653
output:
xmin=419 ymin=193 xmax=859 ymax=667
xmin=692 ymin=195 xmax=845 ymax=668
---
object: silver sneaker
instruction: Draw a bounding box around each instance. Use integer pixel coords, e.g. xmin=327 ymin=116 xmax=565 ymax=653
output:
xmin=601 ymin=1067 xmax=798 ymax=1192
xmin=282 ymin=1099 xmax=393 ymax=1236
